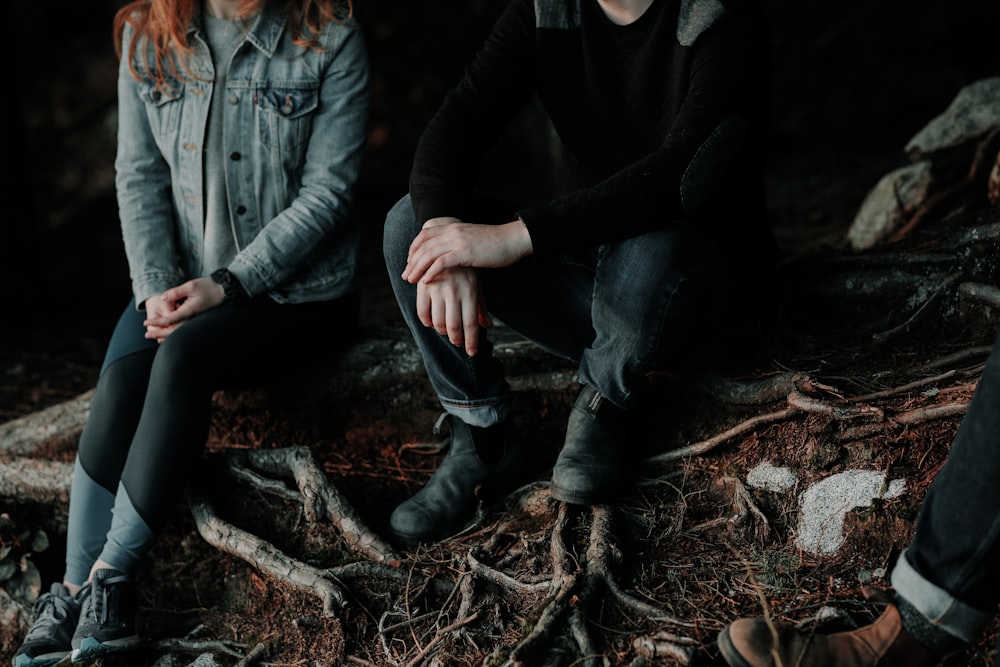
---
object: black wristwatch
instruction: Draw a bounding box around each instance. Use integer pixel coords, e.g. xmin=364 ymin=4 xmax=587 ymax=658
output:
xmin=211 ymin=268 xmax=247 ymax=304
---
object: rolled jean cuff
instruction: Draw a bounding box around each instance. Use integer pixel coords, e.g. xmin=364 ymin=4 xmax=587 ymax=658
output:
xmin=440 ymin=397 xmax=510 ymax=429
xmin=891 ymin=548 xmax=994 ymax=643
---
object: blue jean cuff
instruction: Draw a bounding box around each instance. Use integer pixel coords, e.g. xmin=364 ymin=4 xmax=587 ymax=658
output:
xmin=891 ymin=548 xmax=994 ymax=643
xmin=440 ymin=398 xmax=510 ymax=429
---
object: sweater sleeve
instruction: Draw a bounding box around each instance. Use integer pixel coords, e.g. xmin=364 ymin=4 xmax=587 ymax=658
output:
xmin=409 ymin=0 xmax=537 ymax=224
xmin=518 ymin=0 xmax=772 ymax=258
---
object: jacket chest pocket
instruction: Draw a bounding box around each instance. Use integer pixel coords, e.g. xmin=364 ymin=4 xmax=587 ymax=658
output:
xmin=138 ymin=82 xmax=184 ymax=138
xmin=255 ymin=86 xmax=319 ymax=151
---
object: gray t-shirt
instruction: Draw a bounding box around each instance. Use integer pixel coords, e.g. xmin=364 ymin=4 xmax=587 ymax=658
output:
xmin=200 ymin=14 xmax=247 ymax=276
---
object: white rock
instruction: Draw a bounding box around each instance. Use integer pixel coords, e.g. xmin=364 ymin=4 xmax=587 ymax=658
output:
xmin=796 ymin=470 xmax=905 ymax=556
xmin=746 ymin=461 xmax=798 ymax=492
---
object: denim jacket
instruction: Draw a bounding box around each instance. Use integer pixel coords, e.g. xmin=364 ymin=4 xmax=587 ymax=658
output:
xmin=115 ymin=2 xmax=369 ymax=307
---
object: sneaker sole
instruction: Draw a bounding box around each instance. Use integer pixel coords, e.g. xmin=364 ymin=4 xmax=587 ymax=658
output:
xmin=70 ymin=635 xmax=140 ymax=663
xmin=716 ymin=626 xmax=755 ymax=667
xmin=548 ymin=482 xmax=617 ymax=506
xmin=12 ymin=652 xmax=70 ymax=667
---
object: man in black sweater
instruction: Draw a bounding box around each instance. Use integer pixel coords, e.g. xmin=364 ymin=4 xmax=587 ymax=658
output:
xmin=383 ymin=0 xmax=778 ymax=545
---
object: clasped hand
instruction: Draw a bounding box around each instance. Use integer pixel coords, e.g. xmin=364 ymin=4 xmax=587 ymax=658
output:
xmin=403 ymin=217 xmax=533 ymax=357
xmin=143 ymin=277 xmax=226 ymax=342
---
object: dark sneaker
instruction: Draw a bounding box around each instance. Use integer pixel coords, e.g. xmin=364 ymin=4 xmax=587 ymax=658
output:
xmin=389 ymin=415 xmax=527 ymax=544
xmin=70 ymin=569 xmax=139 ymax=662
xmin=11 ymin=583 xmax=87 ymax=667
xmin=550 ymin=385 xmax=628 ymax=505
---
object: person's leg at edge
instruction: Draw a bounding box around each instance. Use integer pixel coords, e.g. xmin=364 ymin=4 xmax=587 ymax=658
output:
xmin=717 ymin=331 xmax=1000 ymax=667
xmin=888 ymin=326 xmax=1000 ymax=656
xmin=12 ymin=301 xmax=156 ymax=667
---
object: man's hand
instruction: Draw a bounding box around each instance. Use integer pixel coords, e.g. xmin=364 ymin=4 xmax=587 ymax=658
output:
xmin=143 ymin=277 xmax=225 ymax=342
xmin=402 ymin=217 xmax=533 ymax=285
xmin=416 ymin=266 xmax=492 ymax=356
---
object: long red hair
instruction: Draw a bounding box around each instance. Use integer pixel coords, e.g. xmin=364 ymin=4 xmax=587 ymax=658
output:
xmin=114 ymin=0 xmax=353 ymax=91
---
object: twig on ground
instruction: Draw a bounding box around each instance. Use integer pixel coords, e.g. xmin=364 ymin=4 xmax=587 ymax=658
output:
xmin=234 ymin=642 xmax=269 ymax=666
xmin=848 ymin=370 xmax=958 ymax=402
xmin=149 ymin=637 xmax=247 ymax=659
xmin=644 ymin=408 xmax=797 ymax=465
xmin=917 ymin=346 xmax=991 ymax=372
xmin=403 ymin=611 xmax=481 ymax=667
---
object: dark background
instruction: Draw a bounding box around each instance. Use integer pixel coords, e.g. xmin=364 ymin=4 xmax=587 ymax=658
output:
xmin=2 ymin=0 xmax=999 ymax=416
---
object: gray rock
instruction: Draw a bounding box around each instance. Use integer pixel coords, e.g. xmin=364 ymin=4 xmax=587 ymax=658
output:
xmin=906 ymin=77 xmax=1000 ymax=159
xmin=846 ymin=161 xmax=932 ymax=250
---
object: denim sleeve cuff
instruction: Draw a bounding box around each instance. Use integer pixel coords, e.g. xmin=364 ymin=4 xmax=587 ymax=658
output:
xmin=131 ymin=274 xmax=179 ymax=310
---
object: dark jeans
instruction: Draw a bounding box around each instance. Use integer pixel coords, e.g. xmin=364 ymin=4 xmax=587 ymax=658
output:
xmin=891 ymin=329 xmax=1000 ymax=644
xmin=64 ymin=293 xmax=358 ymax=584
xmin=383 ymin=193 xmax=754 ymax=428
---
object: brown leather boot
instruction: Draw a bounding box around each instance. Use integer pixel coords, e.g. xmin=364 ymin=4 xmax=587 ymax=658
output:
xmin=717 ymin=604 xmax=939 ymax=667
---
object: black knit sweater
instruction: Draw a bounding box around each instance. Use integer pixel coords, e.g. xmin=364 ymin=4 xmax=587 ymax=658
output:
xmin=409 ymin=0 xmax=778 ymax=278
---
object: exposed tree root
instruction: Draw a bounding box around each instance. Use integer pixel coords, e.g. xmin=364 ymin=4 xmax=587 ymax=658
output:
xmin=222 ymin=446 xmax=399 ymax=565
xmin=0 ymin=459 xmax=72 ymax=507
xmin=959 ymin=281 xmax=1000 ymax=310
xmin=688 ymin=476 xmax=770 ymax=542
xmin=0 ymin=389 xmax=91 ymax=457
xmin=477 ymin=503 xmax=696 ymax=667
xmin=869 ymin=272 xmax=960 ymax=347
xmin=629 ymin=631 xmax=701 ymax=666
xmin=191 ymin=495 xmax=351 ymax=616
xmin=644 ymin=355 xmax=981 ymax=467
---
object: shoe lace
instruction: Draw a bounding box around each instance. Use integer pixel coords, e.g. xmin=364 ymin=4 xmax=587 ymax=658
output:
xmin=91 ymin=574 xmax=131 ymax=625
xmin=24 ymin=591 xmax=73 ymax=640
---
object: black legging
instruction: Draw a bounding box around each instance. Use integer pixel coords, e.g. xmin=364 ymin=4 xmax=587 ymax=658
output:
xmin=65 ymin=292 xmax=358 ymax=584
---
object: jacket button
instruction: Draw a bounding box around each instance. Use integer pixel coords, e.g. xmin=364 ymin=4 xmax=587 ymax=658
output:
xmin=230 ymin=152 xmax=241 ymax=161
xmin=236 ymin=205 xmax=247 ymax=215
xmin=228 ymin=95 xmax=239 ymax=105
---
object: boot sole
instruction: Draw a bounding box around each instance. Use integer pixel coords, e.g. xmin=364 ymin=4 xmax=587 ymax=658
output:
xmin=549 ymin=482 xmax=618 ymax=506
xmin=716 ymin=627 xmax=755 ymax=667
xmin=388 ymin=523 xmax=467 ymax=546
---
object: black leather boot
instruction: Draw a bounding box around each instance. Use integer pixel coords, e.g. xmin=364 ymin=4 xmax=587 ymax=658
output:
xmin=389 ymin=416 xmax=524 ymax=545
xmin=550 ymin=385 xmax=627 ymax=505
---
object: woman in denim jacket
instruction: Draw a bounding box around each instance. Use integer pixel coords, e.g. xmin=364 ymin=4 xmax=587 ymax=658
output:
xmin=12 ymin=0 xmax=368 ymax=664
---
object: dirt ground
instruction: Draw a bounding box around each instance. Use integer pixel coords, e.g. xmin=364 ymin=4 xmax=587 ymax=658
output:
xmin=3 ymin=234 xmax=999 ymax=666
